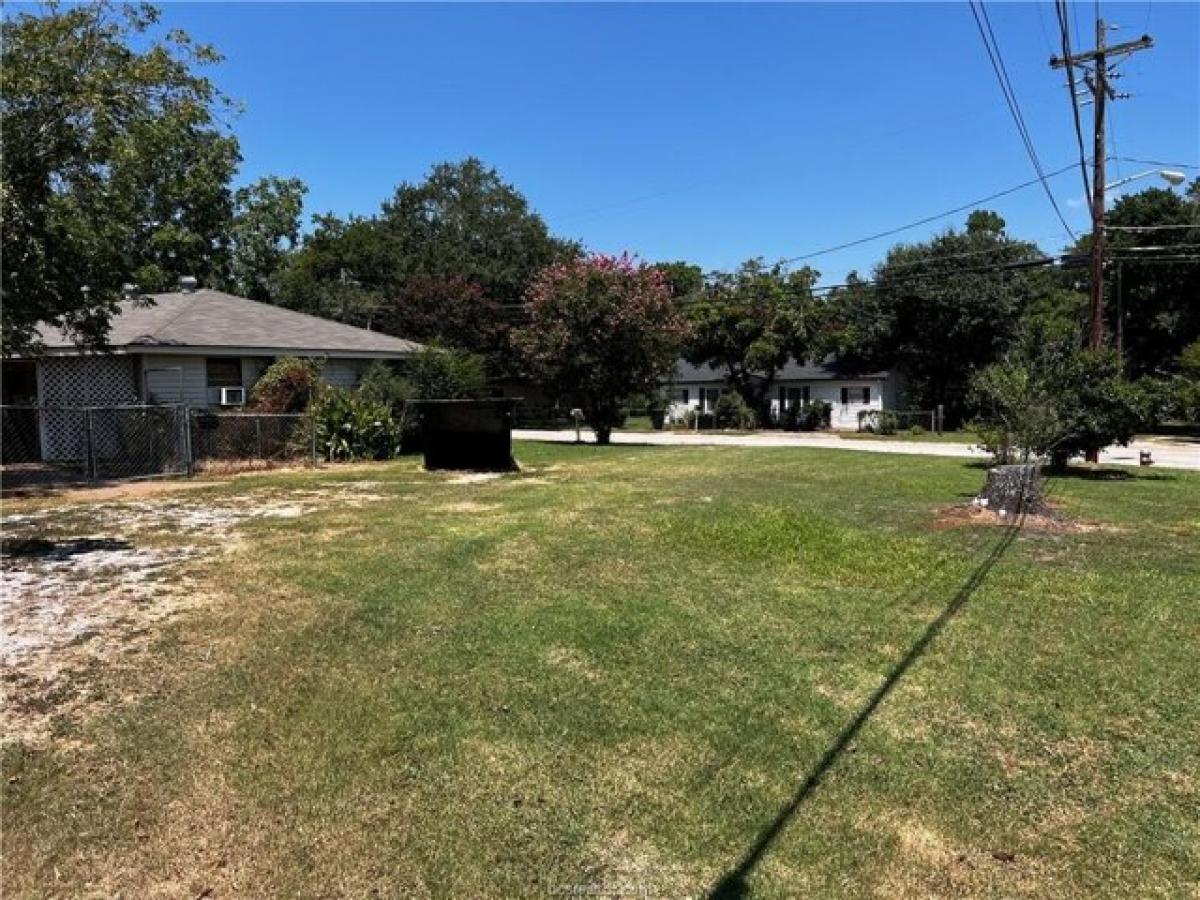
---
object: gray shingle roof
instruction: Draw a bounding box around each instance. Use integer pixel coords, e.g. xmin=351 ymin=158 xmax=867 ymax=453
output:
xmin=673 ymin=356 xmax=889 ymax=383
xmin=36 ymin=289 xmax=422 ymax=357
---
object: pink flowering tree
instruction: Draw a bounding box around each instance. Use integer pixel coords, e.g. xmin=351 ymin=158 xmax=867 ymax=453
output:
xmin=513 ymin=253 xmax=690 ymax=444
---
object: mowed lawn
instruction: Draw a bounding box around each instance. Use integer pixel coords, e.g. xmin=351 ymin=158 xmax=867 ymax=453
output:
xmin=3 ymin=443 xmax=1198 ymax=898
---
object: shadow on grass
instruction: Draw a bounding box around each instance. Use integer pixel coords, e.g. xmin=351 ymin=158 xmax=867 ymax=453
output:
xmin=707 ymin=509 xmax=1028 ymax=899
xmin=0 ymin=537 xmax=133 ymax=560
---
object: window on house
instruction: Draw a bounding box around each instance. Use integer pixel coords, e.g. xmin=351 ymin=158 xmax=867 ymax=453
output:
xmin=801 ymin=386 xmax=810 ymax=405
xmin=679 ymin=388 xmax=689 ymax=404
xmin=862 ymin=386 xmax=871 ymax=404
xmin=781 ymin=387 xmax=805 ymax=410
xmin=840 ymin=386 xmax=850 ymax=406
xmin=206 ymin=358 xmax=242 ymax=388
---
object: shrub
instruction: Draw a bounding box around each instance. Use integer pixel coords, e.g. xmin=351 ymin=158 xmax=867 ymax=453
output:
xmin=858 ymin=409 xmax=898 ymax=434
xmin=795 ymin=400 xmax=832 ymax=431
xmin=312 ymin=388 xmax=400 ymax=461
xmin=713 ymin=392 xmax=756 ymax=429
xmin=407 ymin=346 xmax=487 ymax=400
xmin=358 ymin=360 xmax=423 ymax=453
xmin=250 ymin=357 xmax=323 ymax=413
xmin=358 ymin=360 xmax=412 ymax=411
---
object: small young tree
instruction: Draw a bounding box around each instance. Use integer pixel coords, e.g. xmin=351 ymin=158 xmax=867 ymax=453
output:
xmin=972 ymin=328 xmax=1155 ymax=470
xmin=513 ymin=254 xmax=689 ymax=444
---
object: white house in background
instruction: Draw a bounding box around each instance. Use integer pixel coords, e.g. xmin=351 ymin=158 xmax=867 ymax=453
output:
xmin=664 ymin=357 xmax=901 ymax=430
xmin=3 ymin=277 xmax=421 ymax=460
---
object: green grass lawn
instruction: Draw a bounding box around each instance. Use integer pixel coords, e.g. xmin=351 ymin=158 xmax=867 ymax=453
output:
xmin=3 ymin=444 xmax=1198 ymax=898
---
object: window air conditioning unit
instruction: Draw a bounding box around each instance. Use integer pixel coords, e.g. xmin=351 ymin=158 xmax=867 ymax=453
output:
xmin=219 ymin=386 xmax=246 ymax=406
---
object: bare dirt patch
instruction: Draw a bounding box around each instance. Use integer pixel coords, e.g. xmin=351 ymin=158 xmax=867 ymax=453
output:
xmin=929 ymin=504 xmax=1116 ymax=534
xmin=1 ymin=481 xmax=392 ymax=744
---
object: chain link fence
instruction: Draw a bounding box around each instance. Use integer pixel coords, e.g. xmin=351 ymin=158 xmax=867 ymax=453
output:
xmin=188 ymin=410 xmax=316 ymax=471
xmin=0 ymin=405 xmax=321 ymax=491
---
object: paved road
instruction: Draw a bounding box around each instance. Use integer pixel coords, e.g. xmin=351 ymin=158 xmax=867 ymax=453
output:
xmin=513 ymin=429 xmax=1200 ymax=470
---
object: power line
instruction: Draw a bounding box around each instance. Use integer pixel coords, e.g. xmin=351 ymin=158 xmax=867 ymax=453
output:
xmin=774 ymin=161 xmax=1082 ymax=266
xmin=1056 ymin=0 xmax=1095 ymax=207
xmin=1105 ymin=223 xmax=1200 ymax=232
xmin=968 ymin=0 xmax=1077 ymax=238
xmin=1115 ymin=156 xmax=1198 ymax=170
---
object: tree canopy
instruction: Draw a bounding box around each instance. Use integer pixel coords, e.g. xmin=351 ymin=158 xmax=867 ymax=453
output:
xmin=1089 ymin=182 xmax=1200 ymax=377
xmin=821 ymin=211 xmax=1053 ymax=423
xmin=275 ymin=159 xmax=580 ymax=370
xmin=226 ymin=176 xmax=308 ymax=302
xmin=684 ymin=259 xmax=819 ymax=422
xmin=513 ymin=254 xmax=689 ymax=443
xmin=1 ymin=2 xmax=240 ymax=353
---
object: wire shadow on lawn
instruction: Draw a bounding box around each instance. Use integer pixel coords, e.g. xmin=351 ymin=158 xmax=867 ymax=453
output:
xmin=707 ymin=493 xmax=1035 ymax=899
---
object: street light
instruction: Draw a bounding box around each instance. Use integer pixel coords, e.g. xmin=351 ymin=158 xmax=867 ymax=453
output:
xmin=1104 ymin=168 xmax=1187 ymax=193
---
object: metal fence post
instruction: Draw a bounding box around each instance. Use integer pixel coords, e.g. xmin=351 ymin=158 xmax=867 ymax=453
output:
xmin=310 ymin=415 xmax=318 ymax=466
xmin=183 ymin=406 xmax=194 ymax=476
xmin=84 ymin=408 xmax=96 ymax=480
xmin=255 ymin=416 xmax=263 ymax=461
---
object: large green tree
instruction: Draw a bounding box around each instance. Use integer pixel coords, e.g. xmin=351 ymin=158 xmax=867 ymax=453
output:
xmin=685 ymin=259 xmax=818 ymax=423
xmin=1 ymin=2 xmax=241 ymax=353
xmin=822 ymin=211 xmax=1051 ymax=424
xmin=276 ymin=159 xmax=578 ymax=368
xmin=1089 ymin=181 xmax=1200 ymax=377
xmin=513 ymin=254 xmax=688 ymax=444
xmin=226 ymin=176 xmax=308 ymax=302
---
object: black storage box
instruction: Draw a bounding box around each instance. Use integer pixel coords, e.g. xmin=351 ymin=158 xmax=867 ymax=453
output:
xmin=416 ymin=399 xmax=520 ymax=471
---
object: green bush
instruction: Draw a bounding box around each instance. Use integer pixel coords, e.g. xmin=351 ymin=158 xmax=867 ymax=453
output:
xmin=407 ymin=346 xmax=486 ymax=400
xmin=795 ymin=400 xmax=832 ymax=431
xmin=312 ymin=388 xmax=400 ymax=461
xmin=250 ymin=357 xmax=323 ymax=413
xmin=713 ymin=392 xmax=756 ymax=429
xmin=358 ymin=360 xmax=412 ymax=411
xmin=971 ymin=328 xmax=1156 ymax=467
xmin=857 ymin=409 xmax=898 ymax=434
xmin=358 ymin=360 xmax=422 ymax=453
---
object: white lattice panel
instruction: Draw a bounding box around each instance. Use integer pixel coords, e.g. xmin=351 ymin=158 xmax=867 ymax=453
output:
xmin=39 ymin=356 xmax=137 ymax=406
xmin=38 ymin=356 xmax=138 ymax=460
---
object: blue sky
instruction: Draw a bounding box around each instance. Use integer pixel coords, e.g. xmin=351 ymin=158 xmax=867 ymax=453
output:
xmin=156 ymin=2 xmax=1197 ymax=284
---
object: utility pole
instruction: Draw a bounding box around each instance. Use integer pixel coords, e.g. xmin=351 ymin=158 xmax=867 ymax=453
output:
xmin=1051 ymin=22 xmax=1153 ymax=353
xmin=1051 ymin=18 xmax=1151 ymax=463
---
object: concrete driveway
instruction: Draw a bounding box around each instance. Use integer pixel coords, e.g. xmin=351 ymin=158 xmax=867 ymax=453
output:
xmin=513 ymin=429 xmax=1200 ymax=471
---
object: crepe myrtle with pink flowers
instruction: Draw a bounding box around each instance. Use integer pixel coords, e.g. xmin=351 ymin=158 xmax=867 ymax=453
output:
xmin=513 ymin=253 xmax=690 ymax=444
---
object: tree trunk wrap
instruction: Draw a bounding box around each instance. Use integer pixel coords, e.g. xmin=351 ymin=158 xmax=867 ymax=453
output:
xmin=977 ymin=464 xmax=1048 ymax=515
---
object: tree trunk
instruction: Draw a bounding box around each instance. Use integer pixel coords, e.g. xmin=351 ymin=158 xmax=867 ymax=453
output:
xmin=978 ymin=464 xmax=1048 ymax=515
xmin=593 ymin=425 xmax=612 ymax=445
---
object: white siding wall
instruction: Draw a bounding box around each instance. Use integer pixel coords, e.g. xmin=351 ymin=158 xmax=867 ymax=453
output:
xmin=323 ymin=359 xmax=370 ymax=389
xmin=138 ymin=354 xmax=371 ymax=406
xmin=663 ymin=376 xmax=893 ymax=429
xmin=142 ymin=356 xmax=208 ymax=405
xmin=666 ymin=381 xmax=726 ymax=422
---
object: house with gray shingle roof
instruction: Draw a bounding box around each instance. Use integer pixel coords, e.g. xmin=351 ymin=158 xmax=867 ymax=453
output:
xmin=2 ymin=278 xmax=421 ymax=460
xmin=6 ymin=278 xmax=421 ymax=407
xmin=665 ymin=357 xmax=903 ymax=430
